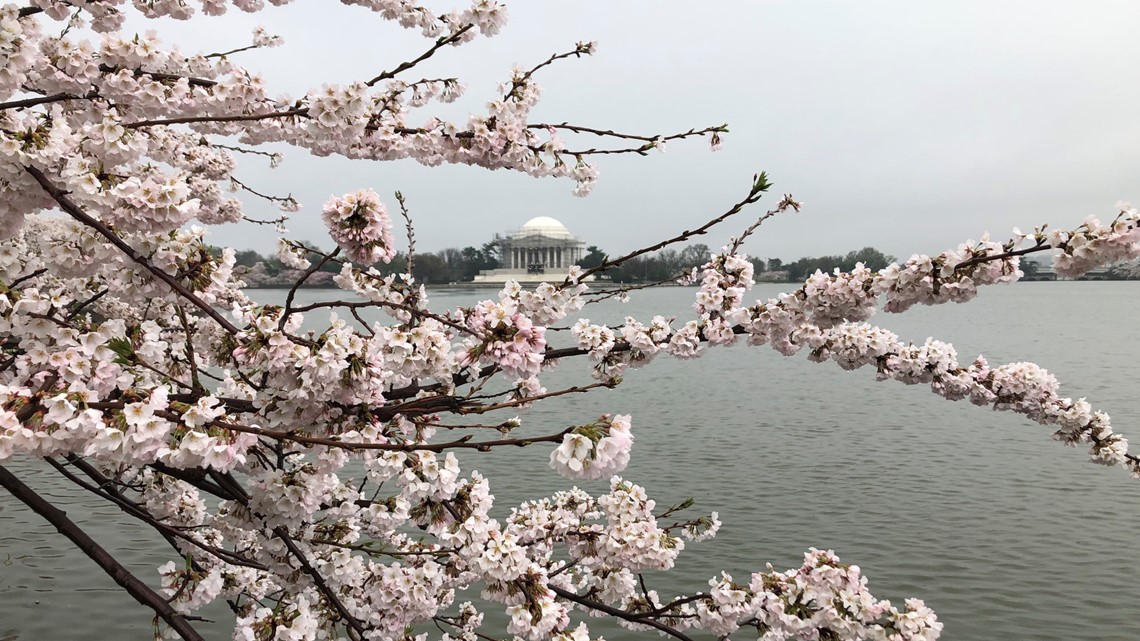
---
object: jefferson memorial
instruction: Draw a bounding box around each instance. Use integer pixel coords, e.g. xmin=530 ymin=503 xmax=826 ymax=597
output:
xmin=473 ymin=216 xmax=593 ymax=283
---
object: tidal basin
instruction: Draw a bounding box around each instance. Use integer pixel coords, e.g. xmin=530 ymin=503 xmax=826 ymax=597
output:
xmin=2 ymin=282 xmax=1138 ymax=641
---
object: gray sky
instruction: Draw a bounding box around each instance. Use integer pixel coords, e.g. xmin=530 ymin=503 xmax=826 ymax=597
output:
xmin=146 ymin=1 xmax=1140 ymax=262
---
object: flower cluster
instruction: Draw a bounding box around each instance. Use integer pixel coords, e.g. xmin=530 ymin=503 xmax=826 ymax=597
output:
xmin=461 ymin=294 xmax=548 ymax=378
xmin=548 ymin=414 xmax=633 ymax=480
xmin=321 ymin=189 xmax=397 ymax=265
xmin=1046 ymin=204 xmax=1140 ymax=278
xmin=877 ymin=236 xmax=1022 ymax=314
xmin=721 ymin=549 xmax=943 ymax=640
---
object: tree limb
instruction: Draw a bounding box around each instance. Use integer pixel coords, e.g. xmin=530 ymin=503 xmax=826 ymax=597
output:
xmin=0 ymin=464 xmax=206 ymax=641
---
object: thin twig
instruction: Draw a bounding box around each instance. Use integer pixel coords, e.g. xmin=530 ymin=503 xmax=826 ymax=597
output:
xmin=280 ymin=247 xmax=340 ymax=330
xmin=503 ymin=42 xmax=594 ymax=101
xmin=395 ymin=191 xmax=415 ymax=275
xmin=365 ymin=25 xmax=475 ymax=87
xmin=567 ymin=172 xmax=773 ymax=285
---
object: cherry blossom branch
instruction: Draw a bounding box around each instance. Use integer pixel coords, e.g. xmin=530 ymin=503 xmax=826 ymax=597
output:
xmin=176 ymin=306 xmax=206 ymax=394
xmin=365 ymin=24 xmax=475 ymax=86
xmin=123 ymin=108 xmax=306 ymax=130
xmin=503 ymin=41 xmax=595 ymax=101
xmin=728 ymin=193 xmax=802 ymax=253
xmin=546 ymin=584 xmax=697 ymax=641
xmin=65 ymin=287 xmax=110 ymax=321
xmin=7 ymin=267 xmax=48 ymax=288
xmin=567 ymin=172 xmax=773 ymax=284
xmin=45 ymin=457 xmax=267 ymax=571
xmin=204 ymin=416 xmax=572 ymax=453
xmin=242 ymin=213 xmax=290 ymax=226
xmin=0 ymin=465 xmax=207 ymax=641
xmin=280 ymin=247 xmax=340 ymax=330
xmin=953 ymin=239 xmax=1048 ymax=270
xmin=457 ymin=382 xmax=615 ymax=415
xmin=148 ymin=462 xmax=235 ymax=502
xmin=0 ymin=90 xmax=96 ymax=111
xmin=274 ymin=528 xmax=367 ymax=640
xmin=433 ymin=616 xmax=506 ymax=641
xmin=582 ymin=272 xmax=691 ymax=303
xmin=229 ymin=176 xmax=296 ymax=208
xmin=284 ymin=298 xmax=473 ymax=337
xmin=24 ymin=166 xmax=243 ymax=336
xmin=528 ymin=121 xmax=728 ymax=144
xmin=97 ymin=63 xmax=218 ymax=88
xmin=205 ymin=44 xmax=259 ymax=59
xmin=395 ymin=191 xmax=415 ymax=274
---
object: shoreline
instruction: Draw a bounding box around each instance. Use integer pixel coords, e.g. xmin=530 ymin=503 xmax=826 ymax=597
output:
xmin=240 ymin=278 xmax=1129 ymax=290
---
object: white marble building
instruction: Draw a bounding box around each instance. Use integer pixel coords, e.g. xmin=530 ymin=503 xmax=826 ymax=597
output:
xmin=473 ymin=216 xmax=592 ymax=283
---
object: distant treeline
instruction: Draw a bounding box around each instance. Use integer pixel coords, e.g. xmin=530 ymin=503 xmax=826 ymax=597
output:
xmin=597 ymin=244 xmax=896 ymax=283
xmin=223 ymin=241 xmax=899 ymax=286
xmin=224 ymin=241 xmax=505 ymax=286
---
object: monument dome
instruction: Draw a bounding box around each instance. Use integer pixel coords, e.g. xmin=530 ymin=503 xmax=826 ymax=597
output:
xmin=516 ymin=216 xmax=573 ymax=240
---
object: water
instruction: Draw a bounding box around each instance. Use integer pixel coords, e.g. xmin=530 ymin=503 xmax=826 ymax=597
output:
xmin=2 ymin=282 xmax=1138 ymax=640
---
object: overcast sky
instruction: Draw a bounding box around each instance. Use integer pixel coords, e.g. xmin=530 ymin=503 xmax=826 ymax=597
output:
xmin=144 ymin=1 xmax=1140 ymax=262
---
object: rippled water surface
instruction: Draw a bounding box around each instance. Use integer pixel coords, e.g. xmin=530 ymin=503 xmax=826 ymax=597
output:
xmin=2 ymin=282 xmax=1139 ymax=640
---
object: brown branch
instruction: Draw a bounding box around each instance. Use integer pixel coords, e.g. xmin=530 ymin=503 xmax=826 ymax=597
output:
xmin=279 ymin=246 xmax=340 ymax=330
xmin=583 ymin=272 xmax=692 ymax=303
xmin=230 ymin=176 xmax=296 ymax=207
xmin=434 ymin=616 xmax=508 ymax=641
xmin=528 ymin=122 xmax=727 ymax=143
xmin=46 ymin=457 xmax=267 ymax=571
xmin=7 ymin=267 xmax=48 ymax=288
xmin=365 ymin=24 xmax=475 ymax=87
xmin=204 ymin=416 xmax=571 ymax=453
xmin=97 ymin=64 xmax=218 ymax=88
xmin=953 ymin=239 xmax=1048 ymax=271
xmin=285 ymin=298 xmax=472 ymax=337
xmin=546 ymin=584 xmax=697 ymax=641
xmin=205 ymin=44 xmax=259 ymax=59
xmin=65 ymin=287 xmax=110 ymax=321
xmin=640 ymin=593 xmax=710 ymax=618
xmin=24 ymin=166 xmax=243 ymax=336
xmin=0 ymin=464 xmax=206 ymax=641
xmin=395 ymin=191 xmax=415 ymax=275
xmin=274 ymin=528 xmax=366 ymax=640
xmin=503 ymin=42 xmax=594 ymax=101
xmin=147 ymin=462 xmax=235 ymax=501
xmin=242 ymin=213 xmax=290 ymax=226
xmin=728 ymin=193 xmax=800 ymax=253
xmin=457 ymin=382 xmax=613 ymax=415
xmin=123 ymin=107 xmax=307 ymax=130
xmin=568 ymin=172 xmax=772 ymax=284
xmin=208 ymin=142 xmax=280 ymax=160
xmin=0 ymin=91 xmax=97 ymax=111
xmin=176 ymin=306 xmax=206 ymax=394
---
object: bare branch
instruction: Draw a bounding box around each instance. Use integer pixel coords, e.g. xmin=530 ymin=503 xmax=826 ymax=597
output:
xmin=395 ymin=191 xmax=415 ymax=275
xmin=568 ymin=171 xmax=773 ymax=284
xmin=365 ymin=25 xmax=475 ymax=87
xmin=503 ymin=42 xmax=595 ymax=101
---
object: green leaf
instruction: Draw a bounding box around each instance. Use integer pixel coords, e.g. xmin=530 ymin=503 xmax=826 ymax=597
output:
xmin=106 ymin=336 xmax=134 ymax=365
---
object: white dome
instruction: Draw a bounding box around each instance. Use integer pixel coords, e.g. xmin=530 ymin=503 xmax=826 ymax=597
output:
xmin=515 ymin=216 xmax=573 ymax=239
